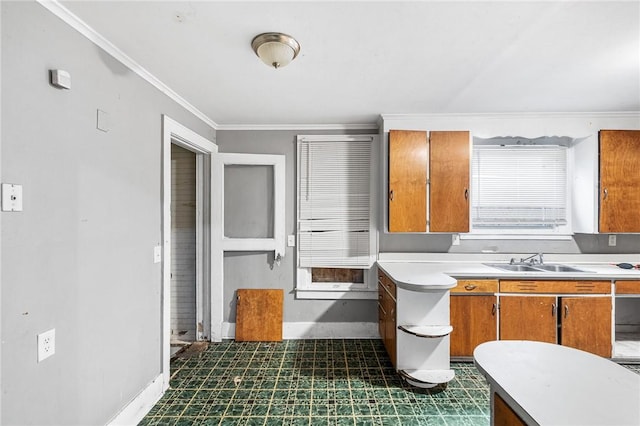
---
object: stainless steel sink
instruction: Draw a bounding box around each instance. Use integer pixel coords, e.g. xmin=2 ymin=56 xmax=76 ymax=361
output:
xmin=533 ymin=264 xmax=586 ymax=273
xmin=484 ymin=263 xmax=541 ymax=272
xmin=484 ymin=263 xmax=587 ymax=273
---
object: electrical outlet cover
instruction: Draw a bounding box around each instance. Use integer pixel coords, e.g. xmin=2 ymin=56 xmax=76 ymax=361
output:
xmin=37 ymin=329 xmax=55 ymax=362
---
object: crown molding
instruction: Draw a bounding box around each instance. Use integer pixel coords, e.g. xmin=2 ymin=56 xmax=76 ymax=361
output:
xmin=37 ymin=0 xmax=219 ymax=131
xmin=380 ymin=111 xmax=640 ymax=121
xmin=216 ymin=123 xmax=380 ymax=131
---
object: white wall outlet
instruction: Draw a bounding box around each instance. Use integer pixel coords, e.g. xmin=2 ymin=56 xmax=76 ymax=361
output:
xmin=608 ymin=234 xmax=617 ymax=246
xmin=153 ymin=245 xmax=162 ymax=263
xmin=287 ymin=235 xmax=296 ymax=247
xmin=452 ymin=233 xmax=461 ymax=246
xmin=1 ymin=183 xmax=23 ymax=211
xmin=37 ymin=328 xmax=55 ymax=362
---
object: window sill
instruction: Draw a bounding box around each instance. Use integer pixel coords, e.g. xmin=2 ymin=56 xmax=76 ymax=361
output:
xmin=295 ymin=288 xmax=378 ymax=300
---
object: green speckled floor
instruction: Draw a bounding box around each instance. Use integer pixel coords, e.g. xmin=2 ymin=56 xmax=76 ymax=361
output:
xmin=141 ymin=339 xmax=489 ymax=425
xmin=140 ymin=339 xmax=640 ymax=425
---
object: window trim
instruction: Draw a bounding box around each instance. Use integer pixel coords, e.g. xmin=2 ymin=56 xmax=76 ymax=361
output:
xmin=295 ymin=134 xmax=378 ymax=300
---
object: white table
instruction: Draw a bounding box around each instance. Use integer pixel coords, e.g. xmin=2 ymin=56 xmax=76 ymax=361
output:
xmin=474 ymin=340 xmax=640 ymax=425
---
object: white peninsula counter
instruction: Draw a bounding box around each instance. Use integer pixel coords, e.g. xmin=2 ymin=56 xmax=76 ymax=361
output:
xmin=474 ymin=340 xmax=640 ymax=425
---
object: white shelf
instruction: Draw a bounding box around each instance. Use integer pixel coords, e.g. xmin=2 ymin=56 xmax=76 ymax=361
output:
xmin=398 ymin=325 xmax=453 ymax=338
xmin=398 ymin=369 xmax=455 ymax=388
xmin=614 ymin=331 xmax=640 ymax=359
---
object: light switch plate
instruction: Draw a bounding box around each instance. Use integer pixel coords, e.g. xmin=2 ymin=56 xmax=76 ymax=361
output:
xmin=287 ymin=235 xmax=296 ymax=247
xmin=153 ymin=245 xmax=162 ymax=263
xmin=2 ymin=183 xmax=23 ymax=211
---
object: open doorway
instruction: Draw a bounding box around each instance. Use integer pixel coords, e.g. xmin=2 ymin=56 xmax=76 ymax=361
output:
xmin=170 ymin=144 xmax=197 ymax=355
xmin=162 ymin=116 xmax=217 ymax=391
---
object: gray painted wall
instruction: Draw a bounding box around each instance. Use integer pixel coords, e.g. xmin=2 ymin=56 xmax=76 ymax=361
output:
xmin=216 ymin=130 xmax=378 ymax=324
xmin=1 ymin=2 xmax=214 ymax=424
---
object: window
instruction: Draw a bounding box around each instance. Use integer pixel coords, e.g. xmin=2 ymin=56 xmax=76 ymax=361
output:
xmin=296 ymin=135 xmax=377 ymax=299
xmin=471 ymin=143 xmax=569 ymax=234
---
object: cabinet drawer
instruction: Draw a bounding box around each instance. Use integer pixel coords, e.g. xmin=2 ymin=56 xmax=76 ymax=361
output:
xmin=616 ymin=280 xmax=640 ymax=294
xmin=378 ymin=270 xmax=396 ymax=299
xmin=451 ymin=279 xmax=498 ymax=294
xmin=500 ymin=280 xmax=611 ymax=294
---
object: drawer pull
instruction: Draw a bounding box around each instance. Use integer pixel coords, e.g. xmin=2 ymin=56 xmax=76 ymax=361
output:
xmin=464 ymin=284 xmax=477 ymax=291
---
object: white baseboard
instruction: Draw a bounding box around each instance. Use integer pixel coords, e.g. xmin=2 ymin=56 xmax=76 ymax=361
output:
xmin=107 ymin=374 xmax=166 ymax=426
xmin=222 ymin=322 xmax=379 ymax=339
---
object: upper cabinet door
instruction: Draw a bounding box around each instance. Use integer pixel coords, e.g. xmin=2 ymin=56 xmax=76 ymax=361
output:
xmin=429 ymin=131 xmax=470 ymax=232
xmin=388 ymin=130 xmax=427 ymax=232
xmin=599 ymin=130 xmax=640 ymax=233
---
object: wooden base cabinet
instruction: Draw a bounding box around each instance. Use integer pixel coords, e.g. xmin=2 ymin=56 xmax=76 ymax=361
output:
xmin=378 ymin=270 xmax=397 ymax=366
xmin=499 ymin=280 xmax=612 ymax=358
xmin=499 ymin=296 xmax=557 ymax=344
xmin=450 ymin=280 xmax=498 ymax=357
xmin=561 ymin=297 xmax=612 ymax=358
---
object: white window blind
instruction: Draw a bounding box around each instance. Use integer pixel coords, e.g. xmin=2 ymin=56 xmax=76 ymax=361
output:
xmin=472 ymin=145 xmax=568 ymax=229
xmin=297 ymin=138 xmax=372 ymax=268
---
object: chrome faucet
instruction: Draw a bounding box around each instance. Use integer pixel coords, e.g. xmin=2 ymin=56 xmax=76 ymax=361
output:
xmin=520 ymin=253 xmax=544 ymax=265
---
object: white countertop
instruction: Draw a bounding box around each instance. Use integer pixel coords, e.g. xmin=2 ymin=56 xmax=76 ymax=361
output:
xmin=474 ymin=340 xmax=640 ymax=425
xmin=377 ymin=255 xmax=640 ymax=281
xmin=377 ymin=262 xmax=457 ymax=291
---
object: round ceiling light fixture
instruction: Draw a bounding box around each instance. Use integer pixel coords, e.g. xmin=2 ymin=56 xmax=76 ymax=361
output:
xmin=251 ymin=32 xmax=301 ymax=69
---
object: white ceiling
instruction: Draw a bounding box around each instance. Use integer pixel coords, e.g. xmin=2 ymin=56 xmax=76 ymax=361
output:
xmin=60 ymin=1 xmax=640 ymax=128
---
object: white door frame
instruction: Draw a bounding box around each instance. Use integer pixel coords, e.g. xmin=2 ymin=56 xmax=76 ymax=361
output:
xmin=161 ymin=115 xmax=217 ymax=391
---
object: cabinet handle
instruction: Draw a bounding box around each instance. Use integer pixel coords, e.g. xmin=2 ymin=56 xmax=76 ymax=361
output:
xmin=464 ymin=188 xmax=469 ymax=200
xmin=551 ymin=303 xmax=557 ymax=317
xmin=603 ymin=188 xmax=608 ymax=200
xmin=464 ymin=284 xmax=477 ymax=291
xmin=492 ymin=303 xmax=497 ymax=315
xmin=564 ymin=305 xmax=569 ymax=318
xmin=389 ymin=190 xmax=394 ymax=201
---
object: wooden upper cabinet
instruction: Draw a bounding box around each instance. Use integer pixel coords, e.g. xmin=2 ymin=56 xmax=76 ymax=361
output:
xmin=388 ymin=130 xmax=427 ymax=232
xmin=599 ymin=130 xmax=640 ymax=233
xmin=429 ymin=131 xmax=470 ymax=232
xmin=388 ymin=129 xmax=470 ymax=233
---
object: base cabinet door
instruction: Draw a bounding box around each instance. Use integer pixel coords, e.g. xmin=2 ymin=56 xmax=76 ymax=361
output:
xmin=561 ymin=297 xmax=612 ymax=358
xmin=499 ymin=296 xmax=557 ymax=343
xmin=451 ymin=295 xmax=497 ymax=357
